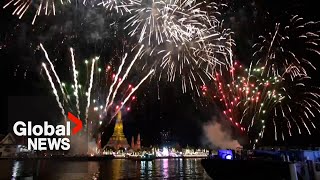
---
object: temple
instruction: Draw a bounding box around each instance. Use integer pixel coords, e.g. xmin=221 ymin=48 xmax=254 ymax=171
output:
xmin=105 ymin=111 xmax=130 ymax=150
xmin=130 ymin=133 xmax=141 ymax=151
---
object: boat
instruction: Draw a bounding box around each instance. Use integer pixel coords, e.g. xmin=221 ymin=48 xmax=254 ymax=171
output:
xmin=201 ymin=149 xmax=320 ymax=180
xmin=127 ymin=153 xmax=156 ymax=161
xmin=202 ymin=158 xmax=292 ymax=179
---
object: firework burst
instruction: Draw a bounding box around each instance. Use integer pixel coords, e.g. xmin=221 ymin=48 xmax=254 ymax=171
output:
xmin=210 ymin=62 xmax=279 ymax=145
xmin=205 ymin=60 xmax=320 ymax=148
xmin=252 ymin=15 xmax=320 ymax=78
xmin=3 ymin=0 xmax=69 ymax=24
xmin=127 ymin=0 xmax=234 ymax=93
xmin=154 ymin=36 xmax=221 ymax=94
xmin=124 ymin=0 xmax=212 ymax=46
xmin=40 ymin=43 xmax=100 ymax=124
xmin=97 ymin=0 xmax=139 ymax=14
xmin=271 ymin=73 xmax=320 ymax=141
xmin=40 ymin=43 xmax=154 ymax=130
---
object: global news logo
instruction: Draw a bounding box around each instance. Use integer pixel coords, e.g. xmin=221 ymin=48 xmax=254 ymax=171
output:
xmin=12 ymin=112 xmax=82 ymax=151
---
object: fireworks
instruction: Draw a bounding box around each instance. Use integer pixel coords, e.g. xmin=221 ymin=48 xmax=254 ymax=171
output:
xmin=103 ymin=46 xmax=148 ymax=116
xmin=124 ymin=0 xmax=231 ymax=48
xmin=209 ymin=62 xmax=281 ymax=146
xmin=5 ymin=0 xmax=234 ymax=93
xmin=5 ymin=0 xmax=320 ymax=148
xmin=206 ymin=60 xmax=320 ymax=148
xmin=252 ymin=15 xmax=320 ymax=78
xmin=271 ymin=73 xmax=320 ymax=141
xmin=155 ymin=39 xmax=215 ymax=94
xmin=97 ymin=0 xmax=139 ymax=14
xmin=40 ymin=43 xmax=154 ymax=129
xmin=202 ymin=14 xmax=319 ymax=146
xmin=3 ymin=0 xmax=68 ymax=24
xmin=42 ymin=62 xmax=67 ymax=119
xmin=40 ymin=43 xmax=99 ymax=124
xmin=125 ymin=0 xmax=234 ymax=93
xmin=124 ymin=0 xmax=209 ymax=45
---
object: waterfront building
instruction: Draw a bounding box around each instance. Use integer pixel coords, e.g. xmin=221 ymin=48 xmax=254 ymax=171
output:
xmin=135 ymin=134 xmax=141 ymax=150
xmin=130 ymin=134 xmax=141 ymax=151
xmin=104 ymin=111 xmax=130 ymax=150
xmin=0 ymin=133 xmax=30 ymax=157
xmin=131 ymin=136 xmax=135 ymax=149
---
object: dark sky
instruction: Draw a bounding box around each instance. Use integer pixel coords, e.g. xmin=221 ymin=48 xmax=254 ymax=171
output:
xmin=2 ymin=0 xmax=320 ymax=148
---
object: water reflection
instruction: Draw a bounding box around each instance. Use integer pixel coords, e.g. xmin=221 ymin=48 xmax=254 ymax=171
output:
xmin=11 ymin=160 xmax=35 ymax=179
xmin=140 ymin=160 xmax=154 ymax=178
xmin=11 ymin=161 xmax=20 ymax=178
xmin=1 ymin=158 xmax=211 ymax=179
xmin=179 ymin=158 xmax=183 ymax=177
xmin=112 ymin=159 xmax=121 ymax=179
xmin=162 ymin=159 xmax=169 ymax=178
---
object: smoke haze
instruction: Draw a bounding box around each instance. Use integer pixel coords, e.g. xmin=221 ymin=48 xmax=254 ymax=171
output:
xmin=203 ymin=117 xmax=242 ymax=150
xmin=69 ymin=131 xmax=98 ymax=154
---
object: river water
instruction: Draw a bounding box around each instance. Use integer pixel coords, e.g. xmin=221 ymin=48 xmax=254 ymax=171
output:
xmin=0 ymin=158 xmax=211 ymax=179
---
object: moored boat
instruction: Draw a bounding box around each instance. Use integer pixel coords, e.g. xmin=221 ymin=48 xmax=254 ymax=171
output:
xmin=201 ymin=149 xmax=320 ymax=180
xmin=201 ymin=158 xmax=292 ymax=180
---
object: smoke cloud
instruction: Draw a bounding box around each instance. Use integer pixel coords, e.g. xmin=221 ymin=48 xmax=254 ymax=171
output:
xmin=68 ymin=131 xmax=98 ymax=155
xmin=203 ymin=117 xmax=242 ymax=150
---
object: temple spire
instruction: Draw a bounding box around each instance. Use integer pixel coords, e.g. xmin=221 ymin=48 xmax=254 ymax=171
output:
xmin=131 ymin=136 xmax=135 ymax=149
xmin=105 ymin=111 xmax=130 ymax=150
xmin=136 ymin=133 xmax=141 ymax=150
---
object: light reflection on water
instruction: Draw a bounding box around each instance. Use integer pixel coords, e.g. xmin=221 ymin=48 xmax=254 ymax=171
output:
xmin=11 ymin=161 xmax=20 ymax=178
xmin=162 ymin=159 xmax=169 ymax=178
xmin=1 ymin=158 xmax=211 ymax=179
xmin=10 ymin=160 xmax=34 ymax=180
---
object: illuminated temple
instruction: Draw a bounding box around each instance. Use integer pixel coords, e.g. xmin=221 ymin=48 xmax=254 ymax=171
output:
xmin=105 ymin=111 xmax=130 ymax=150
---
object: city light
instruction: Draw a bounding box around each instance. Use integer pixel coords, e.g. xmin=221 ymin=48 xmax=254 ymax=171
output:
xmin=162 ymin=147 xmax=169 ymax=157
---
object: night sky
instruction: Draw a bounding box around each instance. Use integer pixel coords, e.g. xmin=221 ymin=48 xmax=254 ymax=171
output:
xmin=2 ymin=0 xmax=320 ymax=148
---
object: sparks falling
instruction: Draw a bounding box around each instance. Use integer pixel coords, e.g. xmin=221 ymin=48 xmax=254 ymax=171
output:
xmin=210 ymin=62 xmax=281 ymax=146
xmin=252 ymin=15 xmax=320 ymax=79
xmin=3 ymin=0 xmax=68 ymax=24
xmin=124 ymin=0 xmax=208 ymax=45
xmin=272 ymin=73 xmax=320 ymax=140
xmin=126 ymin=0 xmax=234 ymax=93
xmin=97 ymin=0 xmax=138 ymax=15
xmin=205 ymin=61 xmax=320 ymax=148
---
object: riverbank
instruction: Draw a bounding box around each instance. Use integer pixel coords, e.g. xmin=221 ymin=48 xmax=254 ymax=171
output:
xmin=0 ymin=155 xmax=207 ymax=161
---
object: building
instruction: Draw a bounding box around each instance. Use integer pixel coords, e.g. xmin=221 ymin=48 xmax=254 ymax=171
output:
xmin=136 ymin=134 xmax=141 ymax=150
xmin=130 ymin=134 xmax=141 ymax=151
xmin=131 ymin=136 xmax=135 ymax=149
xmin=0 ymin=133 xmax=30 ymax=157
xmin=104 ymin=111 xmax=130 ymax=150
